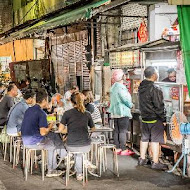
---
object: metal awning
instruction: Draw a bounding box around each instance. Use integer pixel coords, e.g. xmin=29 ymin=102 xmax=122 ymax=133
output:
xmin=108 ymin=39 xmax=180 ymax=52
xmin=140 ymin=39 xmax=180 ymax=52
xmin=8 ymin=0 xmax=110 ymax=40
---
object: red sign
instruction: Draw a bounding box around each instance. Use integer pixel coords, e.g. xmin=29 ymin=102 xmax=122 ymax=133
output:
xmin=138 ymin=21 xmax=148 ymax=43
xmin=171 ymin=87 xmax=179 ymax=100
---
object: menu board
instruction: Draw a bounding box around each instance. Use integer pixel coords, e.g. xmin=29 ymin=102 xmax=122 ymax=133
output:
xmin=110 ymin=50 xmax=140 ymax=67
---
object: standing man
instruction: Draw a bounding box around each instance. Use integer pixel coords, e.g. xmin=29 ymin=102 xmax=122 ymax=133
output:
xmin=0 ymin=83 xmax=18 ymax=126
xmin=138 ymin=66 xmax=168 ymax=170
xmin=109 ymin=69 xmax=133 ymax=156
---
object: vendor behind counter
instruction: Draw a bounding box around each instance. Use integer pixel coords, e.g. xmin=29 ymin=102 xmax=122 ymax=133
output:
xmin=162 ymin=68 xmax=176 ymax=83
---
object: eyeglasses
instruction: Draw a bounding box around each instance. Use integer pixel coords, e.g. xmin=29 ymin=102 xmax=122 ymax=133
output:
xmin=169 ymin=75 xmax=176 ymax=78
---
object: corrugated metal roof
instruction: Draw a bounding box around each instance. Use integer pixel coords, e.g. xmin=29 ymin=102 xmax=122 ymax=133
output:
xmin=109 ymin=39 xmax=180 ymax=52
xmin=8 ymin=0 xmax=110 ymax=41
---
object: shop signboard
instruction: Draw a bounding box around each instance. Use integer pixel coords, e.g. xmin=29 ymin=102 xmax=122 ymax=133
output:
xmin=110 ymin=50 xmax=140 ymax=67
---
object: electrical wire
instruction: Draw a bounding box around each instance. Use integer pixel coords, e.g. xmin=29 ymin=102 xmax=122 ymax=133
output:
xmin=19 ymin=0 xmax=39 ymax=25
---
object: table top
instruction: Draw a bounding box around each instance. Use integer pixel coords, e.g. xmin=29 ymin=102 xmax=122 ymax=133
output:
xmin=52 ymin=127 xmax=113 ymax=133
xmin=89 ymin=127 xmax=113 ymax=132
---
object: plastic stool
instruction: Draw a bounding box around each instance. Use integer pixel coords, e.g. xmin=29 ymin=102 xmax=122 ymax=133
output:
xmin=98 ymin=144 xmax=119 ymax=177
xmin=66 ymin=152 xmax=88 ymax=186
xmin=24 ymin=148 xmax=47 ymax=181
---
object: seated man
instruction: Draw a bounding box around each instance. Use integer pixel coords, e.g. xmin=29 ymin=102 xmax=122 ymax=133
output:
xmin=21 ymin=89 xmax=67 ymax=177
xmin=7 ymin=90 xmax=36 ymax=136
xmin=0 ymin=83 xmax=18 ymax=126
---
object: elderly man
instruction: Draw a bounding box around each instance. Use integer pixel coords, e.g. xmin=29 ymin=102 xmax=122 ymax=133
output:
xmin=138 ymin=66 xmax=168 ymax=170
xmin=0 ymin=83 xmax=18 ymax=126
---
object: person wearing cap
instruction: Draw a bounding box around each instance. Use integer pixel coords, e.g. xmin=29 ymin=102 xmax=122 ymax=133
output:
xmin=109 ymin=69 xmax=133 ymax=156
xmin=138 ymin=66 xmax=168 ymax=170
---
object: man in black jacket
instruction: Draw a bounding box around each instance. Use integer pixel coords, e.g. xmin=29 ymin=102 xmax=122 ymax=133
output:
xmin=138 ymin=66 xmax=168 ymax=170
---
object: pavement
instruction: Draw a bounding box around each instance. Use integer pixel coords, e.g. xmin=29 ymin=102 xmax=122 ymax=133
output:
xmin=0 ymin=151 xmax=190 ymax=190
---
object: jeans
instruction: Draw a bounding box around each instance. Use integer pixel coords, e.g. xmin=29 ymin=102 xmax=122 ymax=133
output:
xmin=114 ymin=117 xmax=129 ymax=151
xmin=26 ymin=137 xmax=67 ymax=171
xmin=66 ymin=145 xmax=91 ymax=175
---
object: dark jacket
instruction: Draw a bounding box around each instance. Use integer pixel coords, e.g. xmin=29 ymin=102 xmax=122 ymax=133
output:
xmin=138 ymin=80 xmax=166 ymax=122
xmin=162 ymin=77 xmax=176 ymax=83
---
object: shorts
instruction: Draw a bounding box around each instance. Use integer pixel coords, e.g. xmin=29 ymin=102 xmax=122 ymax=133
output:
xmin=141 ymin=120 xmax=164 ymax=144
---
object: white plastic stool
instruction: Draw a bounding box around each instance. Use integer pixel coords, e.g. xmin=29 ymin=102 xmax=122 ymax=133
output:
xmin=90 ymin=135 xmax=106 ymax=167
xmin=66 ymin=152 xmax=88 ymax=186
xmin=24 ymin=148 xmax=47 ymax=181
xmin=98 ymin=144 xmax=119 ymax=177
xmin=4 ymin=135 xmax=19 ymax=162
xmin=13 ymin=138 xmax=22 ymax=168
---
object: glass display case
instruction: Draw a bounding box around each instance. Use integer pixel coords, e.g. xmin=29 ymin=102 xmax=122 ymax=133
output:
xmin=155 ymin=82 xmax=183 ymax=122
xmin=155 ymin=82 xmax=190 ymax=122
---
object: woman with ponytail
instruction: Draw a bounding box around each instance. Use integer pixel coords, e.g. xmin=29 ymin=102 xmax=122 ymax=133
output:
xmin=59 ymin=92 xmax=95 ymax=181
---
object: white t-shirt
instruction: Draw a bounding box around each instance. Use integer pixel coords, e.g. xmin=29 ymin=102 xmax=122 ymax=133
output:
xmin=63 ymin=91 xmax=73 ymax=111
xmin=64 ymin=91 xmax=72 ymax=100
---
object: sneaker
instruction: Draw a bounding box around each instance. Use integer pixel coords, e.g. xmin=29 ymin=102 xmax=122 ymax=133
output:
xmin=138 ymin=157 xmax=148 ymax=166
xmin=84 ymin=160 xmax=96 ymax=169
xmin=120 ymin=150 xmax=135 ymax=156
xmin=151 ymin=162 xmax=168 ymax=170
xmin=46 ymin=170 xmax=64 ymax=177
xmin=116 ymin=149 xmax=122 ymax=155
xmin=76 ymin=174 xmax=83 ymax=181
